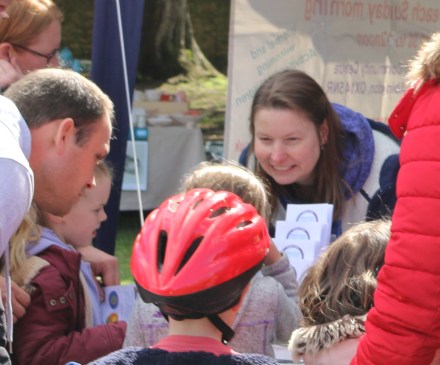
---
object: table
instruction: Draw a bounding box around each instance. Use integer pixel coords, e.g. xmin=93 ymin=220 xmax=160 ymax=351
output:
xmin=119 ymin=125 xmax=206 ymax=211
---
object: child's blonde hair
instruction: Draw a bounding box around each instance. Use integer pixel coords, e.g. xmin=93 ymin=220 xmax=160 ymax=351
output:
xmin=9 ymin=204 xmax=41 ymax=284
xmin=95 ymin=160 xmax=113 ymax=183
xmin=299 ymin=219 xmax=391 ymax=326
xmin=181 ymin=160 xmax=271 ymax=222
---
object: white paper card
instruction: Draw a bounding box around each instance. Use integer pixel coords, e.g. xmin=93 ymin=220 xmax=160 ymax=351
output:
xmin=100 ymin=284 xmax=138 ymax=323
xmin=286 ymin=203 xmax=333 ymax=224
xmin=273 ymin=238 xmax=322 ymax=261
xmin=289 ymin=258 xmax=314 ymax=283
xmin=285 ymin=203 xmax=333 ymax=246
xmin=275 ymin=221 xmax=326 ymax=242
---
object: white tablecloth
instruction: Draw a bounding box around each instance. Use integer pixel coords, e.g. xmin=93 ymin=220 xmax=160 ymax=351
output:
xmin=119 ymin=125 xmax=206 ymax=211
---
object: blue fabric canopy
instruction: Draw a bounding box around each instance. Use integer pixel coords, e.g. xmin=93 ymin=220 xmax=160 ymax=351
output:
xmin=91 ymin=0 xmax=145 ymax=254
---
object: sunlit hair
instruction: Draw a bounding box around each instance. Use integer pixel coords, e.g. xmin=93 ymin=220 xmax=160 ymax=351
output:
xmin=406 ymin=32 xmax=440 ymax=90
xmin=4 ymin=68 xmax=114 ymax=146
xmin=0 ymin=0 xmax=63 ymax=46
xmin=95 ymin=160 xmax=113 ymax=185
xmin=299 ymin=219 xmax=391 ymax=326
xmin=246 ymin=69 xmax=347 ymax=222
xmin=8 ymin=204 xmax=42 ymax=285
xmin=181 ymin=160 xmax=271 ymax=222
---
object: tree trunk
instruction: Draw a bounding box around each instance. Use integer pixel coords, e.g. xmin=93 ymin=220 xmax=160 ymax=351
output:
xmin=139 ymin=0 xmax=221 ymax=80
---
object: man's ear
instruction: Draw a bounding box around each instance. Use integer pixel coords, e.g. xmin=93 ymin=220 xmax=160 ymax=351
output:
xmin=54 ymin=118 xmax=76 ymax=155
xmin=0 ymin=43 xmax=13 ymax=62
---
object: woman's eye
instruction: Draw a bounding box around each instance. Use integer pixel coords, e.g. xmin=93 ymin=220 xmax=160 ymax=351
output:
xmin=258 ymin=136 xmax=271 ymax=142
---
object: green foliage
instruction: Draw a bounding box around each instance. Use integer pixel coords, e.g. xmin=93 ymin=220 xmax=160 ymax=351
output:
xmin=115 ymin=212 xmax=142 ymax=284
xmin=54 ymin=1 xmax=230 ymax=75
xmin=188 ymin=0 xmax=230 ymax=73
xmin=55 ymin=0 xmax=94 ymax=59
xmin=157 ymin=74 xmax=227 ymax=139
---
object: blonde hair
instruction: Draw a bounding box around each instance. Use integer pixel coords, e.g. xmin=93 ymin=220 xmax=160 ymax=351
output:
xmin=299 ymin=219 xmax=391 ymax=326
xmin=181 ymin=160 xmax=271 ymax=222
xmin=407 ymin=32 xmax=440 ymax=88
xmin=95 ymin=160 xmax=113 ymax=184
xmin=0 ymin=0 xmax=63 ymax=46
xmin=9 ymin=204 xmax=41 ymax=284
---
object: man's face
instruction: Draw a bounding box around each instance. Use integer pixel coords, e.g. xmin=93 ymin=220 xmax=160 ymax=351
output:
xmin=31 ymin=115 xmax=112 ymax=217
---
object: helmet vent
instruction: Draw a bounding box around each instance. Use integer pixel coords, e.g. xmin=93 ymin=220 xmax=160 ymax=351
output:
xmin=157 ymin=230 xmax=168 ymax=273
xmin=192 ymin=198 xmax=204 ymax=210
xmin=236 ymin=220 xmax=252 ymax=229
xmin=175 ymin=236 xmax=203 ymax=275
xmin=209 ymin=206 xmax=230 ymax=218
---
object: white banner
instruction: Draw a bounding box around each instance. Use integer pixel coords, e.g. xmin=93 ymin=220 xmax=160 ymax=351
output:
xmin=225 ymin=0 xmax=440 ymax=160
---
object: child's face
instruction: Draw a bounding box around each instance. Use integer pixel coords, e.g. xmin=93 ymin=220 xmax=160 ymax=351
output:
xmin=59 ymin=175 xmax=111 ymax=248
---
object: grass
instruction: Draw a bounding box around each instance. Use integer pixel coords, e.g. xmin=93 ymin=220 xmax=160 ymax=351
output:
xmin=115 ymin=211 xmax=145 ymax=284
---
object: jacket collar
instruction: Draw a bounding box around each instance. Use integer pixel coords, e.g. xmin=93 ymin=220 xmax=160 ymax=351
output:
xmin=389 ymin=79 xmax=438 ymax=139
xmin=289 ymin=315 xmax=366 ymax=356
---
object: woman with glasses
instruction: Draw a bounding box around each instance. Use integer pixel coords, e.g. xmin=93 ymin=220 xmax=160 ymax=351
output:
xmin=0 ymin=0 xmax=62 ymax=90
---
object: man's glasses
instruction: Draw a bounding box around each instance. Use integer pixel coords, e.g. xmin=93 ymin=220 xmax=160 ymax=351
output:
xmin=11 ymin=43 xmax=59 ymax=64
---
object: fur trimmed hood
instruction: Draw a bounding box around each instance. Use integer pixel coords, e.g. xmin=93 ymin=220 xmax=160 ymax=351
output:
xmin=407 ymin=32 xmax=440 ymax=85
xmin=12 ymin=255 xmax=49 ymax=294
xmin=289 ymin=315 xmax=365 ymax=357
xmin=389 ymin=33 xmax=440 ymax=139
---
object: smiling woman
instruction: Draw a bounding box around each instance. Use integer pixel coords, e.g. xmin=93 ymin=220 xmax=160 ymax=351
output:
xmin=240 ymin=69 xmax=400 ymax=238
xmin=0 ymin=0 xmax=62 ymax=89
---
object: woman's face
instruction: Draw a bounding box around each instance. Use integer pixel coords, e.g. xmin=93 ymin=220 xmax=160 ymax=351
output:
xmin=13 ymin=19 xmax=61 ymax=72
xmin=253 ymin=108 xmax=327 ymax=186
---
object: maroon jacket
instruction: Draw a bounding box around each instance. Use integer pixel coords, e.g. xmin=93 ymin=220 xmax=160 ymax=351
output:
xmin=13 ymin=245 xmax=126 ymax=365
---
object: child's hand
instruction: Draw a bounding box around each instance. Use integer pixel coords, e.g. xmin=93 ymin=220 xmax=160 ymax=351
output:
xmin=263 ymin=239 xmax=282 ymax=266
xmin=78 ymin=245 xmax=121 ymax=286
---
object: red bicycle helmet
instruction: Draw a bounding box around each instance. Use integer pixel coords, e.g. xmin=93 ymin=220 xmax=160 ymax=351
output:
xmin=131 ymin=188 xmax=270 ymax=342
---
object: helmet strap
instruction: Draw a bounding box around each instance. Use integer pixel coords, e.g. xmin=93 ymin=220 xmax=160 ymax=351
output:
xmin=207 ymin=314 xmax=235 ymax=344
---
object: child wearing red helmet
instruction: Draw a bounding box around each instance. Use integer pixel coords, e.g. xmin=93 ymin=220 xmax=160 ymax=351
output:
xmin=90 ymin=188 xmax=279 ymax=365
xmin=124 ymin=161 xmax=301 ymax=357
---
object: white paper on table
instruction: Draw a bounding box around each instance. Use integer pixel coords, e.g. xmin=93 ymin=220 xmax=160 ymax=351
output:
xmin=284 ymin=203 xmax=333 ymax=246
xmin=272 ymin=343 xmax=293 ymax=363
xmin=100 ymin=284 xmax=138 ymax=323
xmin=273 ymin=238 xmax=322 ymax=261
xmin=288 ymin=257 xmax=314 ymax=283
xmin=275 ymin=221 xmax=326 ymax=242
xmin=285 ymin=203 xmax=333 ymax=224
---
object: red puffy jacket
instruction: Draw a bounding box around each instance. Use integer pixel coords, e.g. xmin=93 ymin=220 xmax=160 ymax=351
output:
xmin=351 ymin=78 xmax=440 ymax=364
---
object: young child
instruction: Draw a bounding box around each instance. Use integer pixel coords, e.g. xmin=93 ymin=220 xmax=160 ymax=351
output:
xmin=124 ymin=161 xmax=302 ymax=356
xmin=90 ymin=188 xmax=279 ymax=364
xmin=288 ymin=219 xmax=391 ymax=365
xmin=9 ymin=162 xmax=126 ymax=365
